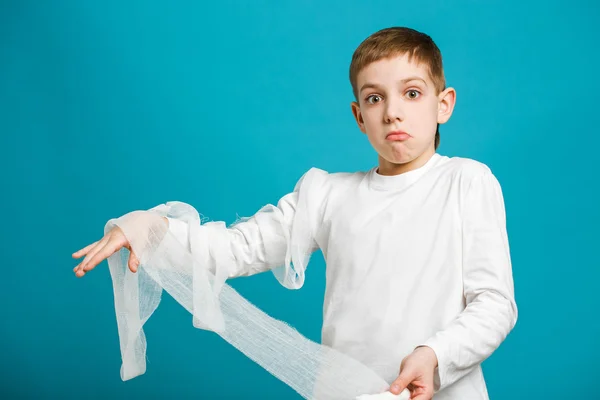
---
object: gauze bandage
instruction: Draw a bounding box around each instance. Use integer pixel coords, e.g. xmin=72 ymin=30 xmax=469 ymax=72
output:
xmin=104 ymin=169 xmax=410 ymax=400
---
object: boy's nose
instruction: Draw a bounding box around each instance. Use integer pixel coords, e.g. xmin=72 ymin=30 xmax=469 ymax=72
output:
xmin=384 ymin=100 xmax=405 ymax=123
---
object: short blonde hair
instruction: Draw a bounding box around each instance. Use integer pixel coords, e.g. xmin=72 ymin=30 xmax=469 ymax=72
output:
xmin=349 ymin=27 xmax=446 ymax=149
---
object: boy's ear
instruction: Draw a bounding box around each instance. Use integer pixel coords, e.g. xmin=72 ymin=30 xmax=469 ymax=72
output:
xmin=437 ymin=87 xmax=456 ymax=125
xmin=351 ymin=101 xmax=367 ymax=134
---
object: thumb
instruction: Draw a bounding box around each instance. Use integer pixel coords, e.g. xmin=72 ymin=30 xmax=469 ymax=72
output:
xmin=389 ymin=369 xmax=414 ymax=395
xmin=127 ymin=248 xmax=139 ymax=273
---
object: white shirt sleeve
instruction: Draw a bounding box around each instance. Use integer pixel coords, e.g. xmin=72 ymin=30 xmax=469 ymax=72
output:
xmin=421 ymin=170 xmax=518 ymax=391
xmin=165 ymin=181 xmax=311 ymax=280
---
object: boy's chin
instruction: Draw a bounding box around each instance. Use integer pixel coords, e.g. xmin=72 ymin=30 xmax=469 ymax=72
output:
xmin=379 ymin=151 xmax=415 ymax=166
xmin=380 ymin=143 xmax=435 ymax=165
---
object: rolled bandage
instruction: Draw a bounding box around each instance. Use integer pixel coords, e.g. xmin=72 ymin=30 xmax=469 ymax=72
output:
xmin=356 ymin=389 xmax=411 ymax=400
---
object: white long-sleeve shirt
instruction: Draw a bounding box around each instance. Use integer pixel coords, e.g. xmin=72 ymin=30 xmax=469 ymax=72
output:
xmin=167 ymin=153 xmax=517 ymax=399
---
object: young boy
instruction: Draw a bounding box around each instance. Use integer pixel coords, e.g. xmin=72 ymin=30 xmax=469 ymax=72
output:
xmin=73 ymin=27 xmax=517 ymax=399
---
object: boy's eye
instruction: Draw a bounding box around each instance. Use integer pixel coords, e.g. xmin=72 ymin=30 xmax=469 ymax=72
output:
xmin=405 ymin=90 xmax=421 ymax=99
xmin=365 ymin=94 xmax=383 ymax=105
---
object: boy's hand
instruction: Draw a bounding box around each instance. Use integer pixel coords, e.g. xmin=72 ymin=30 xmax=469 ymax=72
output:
xmin=389 ymin=346 xmax=438 ymax=400
xmin=72 ymin=216 xmax=168 ymax=278
xmin=72 ymin=226 xmax=137 ymax=277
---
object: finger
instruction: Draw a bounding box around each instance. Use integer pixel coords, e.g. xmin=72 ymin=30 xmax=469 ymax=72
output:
xmin=82 ymin=239 xmax=124 ymax=273
xmin=73 ymin=262 xmax=83 ymax=272
xmin=390 ymin=372 xmax=414 ymax=395
xmin=78 ymin=236 xmax=110 ymax=270
xmin=72 ymin=241 xmax=99 ymax=258
xmin=75 ymin=247 xmax=104 ymax=277
xmin=408 ymin=385 xmax=432 ymax=400
xmin=127 ymin=251 xmax=140 ymax=273
xmin=410 ymin=392 xmax=433 ymax=400
xmin=77 ymin=229 xmax=129 ymax=276
xmin=74 ymin=260 xmax=89 ymax=277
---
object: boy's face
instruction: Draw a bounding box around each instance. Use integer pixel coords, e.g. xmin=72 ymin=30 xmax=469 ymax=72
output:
xmin=351 ymin=53 xmax=455 ymax=174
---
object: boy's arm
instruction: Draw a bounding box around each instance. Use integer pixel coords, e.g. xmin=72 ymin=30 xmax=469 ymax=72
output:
xmin=165 ymin=190 xmax=303 ymax=279
xmin=419 ymin=170 xmax=518 ymax=391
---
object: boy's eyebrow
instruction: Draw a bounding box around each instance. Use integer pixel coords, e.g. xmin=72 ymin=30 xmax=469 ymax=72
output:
xmin=359 ymin=76 xmax=428 ymax=94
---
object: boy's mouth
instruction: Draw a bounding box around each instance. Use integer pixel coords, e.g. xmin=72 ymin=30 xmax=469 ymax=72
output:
xmin=386 ymin=130 xmax=411 ymax=141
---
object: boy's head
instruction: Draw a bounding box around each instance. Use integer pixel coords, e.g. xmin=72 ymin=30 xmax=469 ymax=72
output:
xmin=349 ymin=27 xmax=456 ymax=174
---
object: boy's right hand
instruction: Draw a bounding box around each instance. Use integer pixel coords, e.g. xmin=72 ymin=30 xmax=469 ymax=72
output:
xmin=72 ymin=226 xmax=139 ymax=278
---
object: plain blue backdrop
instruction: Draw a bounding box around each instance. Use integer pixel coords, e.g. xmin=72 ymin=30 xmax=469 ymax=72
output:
xmin=1 ymin=0 xmax=598 ymax=398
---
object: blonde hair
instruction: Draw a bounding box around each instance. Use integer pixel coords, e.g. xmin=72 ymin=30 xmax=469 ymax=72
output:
xmin=349 ymin=27 xmax=446 ymax=149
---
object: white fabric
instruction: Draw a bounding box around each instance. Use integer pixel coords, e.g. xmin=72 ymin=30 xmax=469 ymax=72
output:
xmin=357 ymin=391 xmax=410 ymax=400
xmin=105 ymin=170 xmax=409 ymax=399
xmin=105 ymin=152 xmax=516 ymax=399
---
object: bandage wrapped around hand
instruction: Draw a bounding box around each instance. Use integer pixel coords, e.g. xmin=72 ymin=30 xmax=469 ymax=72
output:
xmin=106 ymin=209 xmax=170 ymax=266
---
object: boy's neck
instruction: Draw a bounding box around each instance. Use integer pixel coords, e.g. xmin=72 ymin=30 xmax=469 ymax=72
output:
xmin=377 ymin=147 xmax=436 ymax=176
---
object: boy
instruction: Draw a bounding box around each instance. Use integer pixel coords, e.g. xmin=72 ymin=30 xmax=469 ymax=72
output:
xmin=73 ymin=27 xmax=517 ymax=399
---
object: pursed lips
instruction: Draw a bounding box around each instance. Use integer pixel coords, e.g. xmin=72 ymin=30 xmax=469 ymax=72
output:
xmin=385 ymin=130 xmax=411 ymax=141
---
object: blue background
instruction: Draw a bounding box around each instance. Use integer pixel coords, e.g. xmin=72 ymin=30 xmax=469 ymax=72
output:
xmin=1 ymin=0 xmax=598 ymax=398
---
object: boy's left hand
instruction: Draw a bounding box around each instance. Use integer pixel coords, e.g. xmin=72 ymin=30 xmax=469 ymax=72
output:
xmin=388 ymin=346 xmax=438 ymax=399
